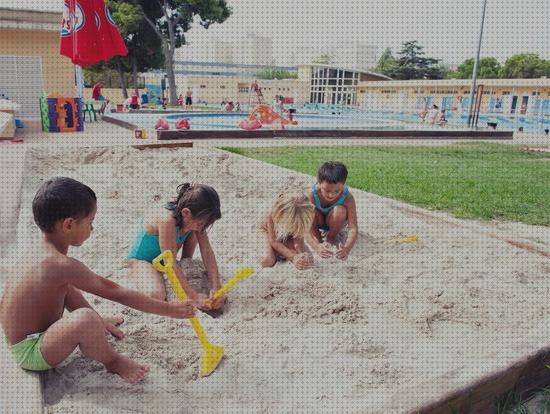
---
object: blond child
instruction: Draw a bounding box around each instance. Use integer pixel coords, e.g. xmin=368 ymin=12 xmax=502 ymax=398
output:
xmin=0 ymin=178 xmax=196 ymax=384
xmin=258 ymin=192 xmax=315 ymax=270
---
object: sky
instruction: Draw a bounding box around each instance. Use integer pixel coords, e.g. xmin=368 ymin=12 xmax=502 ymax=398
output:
xmin=6 ymin=0 xmax=549 ymax=65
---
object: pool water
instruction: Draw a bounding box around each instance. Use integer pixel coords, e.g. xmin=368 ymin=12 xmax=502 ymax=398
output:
xmin=109 ymin=108 xmax=549 ymax=133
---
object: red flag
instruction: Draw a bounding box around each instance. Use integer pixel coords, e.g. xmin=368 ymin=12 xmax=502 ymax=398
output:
xmin=60 ymin=0 xmax=128 ymax=67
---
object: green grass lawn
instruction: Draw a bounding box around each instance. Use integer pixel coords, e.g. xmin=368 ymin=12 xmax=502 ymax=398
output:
xmin=222 ymin=143 xmax=550 ymax=226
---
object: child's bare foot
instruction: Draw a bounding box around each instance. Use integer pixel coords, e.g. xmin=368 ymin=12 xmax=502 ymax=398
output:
xmin=106 ymin=355 xmax=150 ymax=384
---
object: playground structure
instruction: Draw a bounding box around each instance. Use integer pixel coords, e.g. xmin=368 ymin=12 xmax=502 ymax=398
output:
xmin=40 ymin=94 xmax=83 ymax=133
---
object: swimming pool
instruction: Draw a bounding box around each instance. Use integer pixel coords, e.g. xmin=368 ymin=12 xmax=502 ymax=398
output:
xmin=107 ymin=108 xmax=546 ymax=133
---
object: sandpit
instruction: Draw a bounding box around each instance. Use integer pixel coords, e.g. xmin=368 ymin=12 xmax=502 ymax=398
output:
xmin=9 ymin=145 xmax=550 ymax=413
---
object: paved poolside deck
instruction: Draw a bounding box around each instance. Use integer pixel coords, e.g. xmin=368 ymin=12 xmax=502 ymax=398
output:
xmin=8 ymin=118 xmax=550 ymax=148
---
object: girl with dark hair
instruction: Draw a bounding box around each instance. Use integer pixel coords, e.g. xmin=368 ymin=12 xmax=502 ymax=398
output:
xmin=128 ymin=183 xmax=224 ymax=310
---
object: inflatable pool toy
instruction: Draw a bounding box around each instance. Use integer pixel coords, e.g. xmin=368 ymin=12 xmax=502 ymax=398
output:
xmin=239 ymin=119 xmax=262 ymax=131
xmin=154 ymin=117 xmax=169 ymax=130
xmin=175 ymin=118 xmax=190 ymax=130
xmin=152 ymin=250 xmax=224 ymax=377
xmin=248 ymin=104 xmax=297 ymax=126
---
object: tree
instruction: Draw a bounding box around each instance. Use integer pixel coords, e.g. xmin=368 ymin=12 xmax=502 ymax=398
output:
xmin=137 ymin=0 xmax=232 ymax=105
xmin=256 ymin=68 xmax=298 ymax=80
xmin=447 ymin=57 xmax=501 ymax=79
xmin=373 ymin=48 xmax=397 ymax=76
xmin=499 ymin=54 xmax=550 ymax=78
xmin=388 ymin=41 xmax=446 ymax=80
xmin=85 ymin=1 xmax=164 ymax=99
xmin=312 ymin=53 xmax=334 ymax=65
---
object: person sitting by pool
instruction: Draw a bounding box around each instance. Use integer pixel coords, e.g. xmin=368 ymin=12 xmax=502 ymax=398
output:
xmin=225 ymin=101 xmax=234 ymax=112
xmin=155 ymin=97 xmax=163 ymax=106
xmin=436 ymin=109 xmax=448 ymax=126
xmin=177 ymin=94 xmax=184 ymax=106
xmin=141 ymin=92 xmax=149 ymax=106
xmin=235 ymin=102 xmax=241 ymax=111
xmin=428 ymin=104 xmax=439 ymax=124
xmin=129 ymin=94 xmax=140 ymax=110
xmin=92 ymin=81 xmax=105 ymax=101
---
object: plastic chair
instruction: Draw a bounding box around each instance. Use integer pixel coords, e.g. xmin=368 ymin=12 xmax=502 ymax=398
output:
xmin=83 ymin=102 xmax=97 ymax=122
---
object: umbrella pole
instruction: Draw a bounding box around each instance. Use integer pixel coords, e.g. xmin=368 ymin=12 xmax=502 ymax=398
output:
xmin=75 ymin=64 xmax=85 ymax=99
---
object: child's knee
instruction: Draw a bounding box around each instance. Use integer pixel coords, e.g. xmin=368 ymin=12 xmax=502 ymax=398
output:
xmin=260 ymin=255 xmax=276 ymax=268
xmin=149 ymin=288 xmax=166 ymax=301
xmin=69 ymin=308 xmax=103 ymax=330
xmin=330 ymin=205 xmax=347 ymax=222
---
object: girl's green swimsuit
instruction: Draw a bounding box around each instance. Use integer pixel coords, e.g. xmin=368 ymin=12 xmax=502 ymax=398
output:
xmin=128 ymin=223 xmax=190 ymax=263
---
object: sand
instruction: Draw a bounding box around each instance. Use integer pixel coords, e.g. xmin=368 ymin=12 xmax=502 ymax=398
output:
xmin=6 ymin=145 xmax=550 ymax=413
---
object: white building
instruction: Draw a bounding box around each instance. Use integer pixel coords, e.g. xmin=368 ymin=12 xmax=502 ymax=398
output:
xmin=233 ymin=33 xmax=274 ymax=66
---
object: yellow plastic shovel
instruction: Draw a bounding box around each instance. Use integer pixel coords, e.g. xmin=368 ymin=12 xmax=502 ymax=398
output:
xmin=203 ymin=267 xmax=256 ymax=309
xmin=384 ymin=234 xmax=418 ymax=244
xmin=152 ymin=250 xmax=224 ymax=377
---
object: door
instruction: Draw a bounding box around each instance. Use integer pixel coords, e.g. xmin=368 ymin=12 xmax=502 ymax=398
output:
xmin=510 ymin=96 xmax=518 ymax=114
xmin=0 ymin=56 xmax=44 ymax=118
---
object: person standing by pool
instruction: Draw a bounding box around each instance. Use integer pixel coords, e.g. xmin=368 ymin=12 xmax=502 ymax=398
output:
xmin=185 ymin=88 xmax=193 ymax=111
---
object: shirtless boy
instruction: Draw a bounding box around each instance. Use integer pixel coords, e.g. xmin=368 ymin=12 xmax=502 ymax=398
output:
xmin=0 ymin=177 xmax=196 ymax=383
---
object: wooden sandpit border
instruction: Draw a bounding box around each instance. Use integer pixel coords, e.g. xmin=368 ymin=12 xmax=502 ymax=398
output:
xmin=102 ymin=115 xmax=513 ymax=141
xmin=155 ymin=128 xmax=514 ymax=141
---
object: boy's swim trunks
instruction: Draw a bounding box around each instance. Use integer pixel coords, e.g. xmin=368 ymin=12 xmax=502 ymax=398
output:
xmin=9 ymin=332 xmax=52 ymax=371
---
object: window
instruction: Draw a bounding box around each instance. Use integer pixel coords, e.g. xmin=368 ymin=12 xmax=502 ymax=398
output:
xmin=200 ymin=85 xmax=207 ymax=89
xmin=238 ymin=87 xmax=248 ymax=93
xmin=220 ymin=85 xmax=225 ymax=89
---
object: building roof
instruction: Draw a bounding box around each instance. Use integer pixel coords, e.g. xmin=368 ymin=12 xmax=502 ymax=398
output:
xmin=363 ymin=78 xmax=550 ymax=87
xmin=301 ymin=63 xmax=392 ymax=80
xmin=1 ymin=1 xmax=62 ymax=13
xmin=0 ymin=7 xmax=61 ymax=32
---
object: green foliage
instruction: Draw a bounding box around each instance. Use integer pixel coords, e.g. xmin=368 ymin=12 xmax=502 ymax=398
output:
xmin=448 ymin=57 xmax=502 ymax=79
xmin=500 ymin=54 xmax=550 ymax=78
xmin=385 ymin=41 xmax=446 ymax=80
xmin=373 ymin=48 xmax=397 ymax=75
xmin=256 ymin=68 xmax=298 ymax=80
xmin=222 ymin=143 xmax=550 ymax=225
xmin=135 ymin=0 xmax=232 ymax=103
xmin=312 ymin=54 xmax=334 ymax=64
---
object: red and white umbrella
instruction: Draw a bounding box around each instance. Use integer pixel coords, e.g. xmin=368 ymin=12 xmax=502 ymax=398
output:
xmin=60 ymin=0 xmax=128 ymax=67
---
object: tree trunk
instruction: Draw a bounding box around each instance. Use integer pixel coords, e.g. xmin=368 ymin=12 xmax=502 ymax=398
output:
xmin=163 ymin=42 xmax=177 ymax=105
xmin=116 ymin=58 xmax=128 ymax=99
xmin=131 ymin=55 xmax=139 ymax=96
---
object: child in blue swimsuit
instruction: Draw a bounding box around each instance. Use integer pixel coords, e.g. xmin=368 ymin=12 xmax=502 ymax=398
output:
xmin=307 ymin=161 xmax=359 ymax=260
xmin=128 ymin=183 xmax=225 ymax=310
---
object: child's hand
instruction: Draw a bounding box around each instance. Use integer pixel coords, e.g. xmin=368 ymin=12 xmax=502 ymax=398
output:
xmin=167 ymin=300 xmax=196 ymax=319
xmin=292 ymin=252 xmax=314 ymax=270
xmin=103 ymin=315 xmax=124 ymax=339
xmin=191 ymin=293 xmax=210 ymax=310
xmin=208 ymin=289 xmax=226 ymax=310
xmin=335 ymin=244 xmax=352 ymax=260
xmin=315 ymin=243 xmax=335 ymax=258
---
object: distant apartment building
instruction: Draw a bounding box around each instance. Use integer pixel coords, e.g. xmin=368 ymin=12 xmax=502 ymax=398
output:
xmin=291 ymin=42 xmax=379 ymax=71
xmin=233 ymin=33 xmax=274 ymax=66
